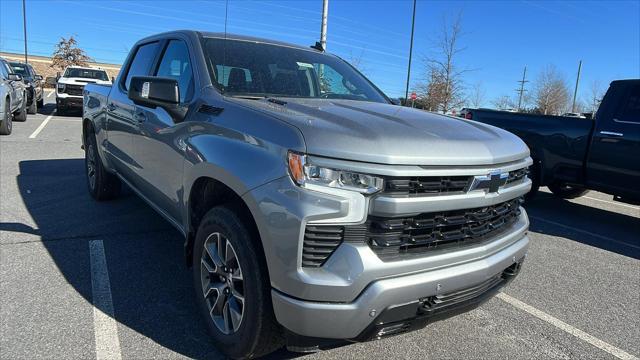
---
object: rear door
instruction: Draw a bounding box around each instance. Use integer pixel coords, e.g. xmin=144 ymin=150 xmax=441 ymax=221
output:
xmin=106 ymin=41 xmax=160 ymax=180
xmin=586 ymin=82 xmax=640 ymax=198
xmin=131 ymin=38 xmax=196 ymax=221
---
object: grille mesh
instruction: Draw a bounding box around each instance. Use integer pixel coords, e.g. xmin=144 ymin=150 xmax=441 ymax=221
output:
xmin=384 ymin=176 xmax=471 ymax=195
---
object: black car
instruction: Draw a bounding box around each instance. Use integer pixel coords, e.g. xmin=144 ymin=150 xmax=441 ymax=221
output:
xmin=464 ymin=79 xmax=640 ymax=204
xmin=10 ymin=61 xmax=43 ymax=114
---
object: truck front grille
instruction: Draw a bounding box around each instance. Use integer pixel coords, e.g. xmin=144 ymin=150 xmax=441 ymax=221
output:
xmin=63 ymin=84 xmax=84 ymax=96
xmin=384 ymin=176 xmax=470 ymax=195
xmin=302 ymin=225 xmax=344 ymax=267
xmin=352 ymin=198 xmax=522 ymax=261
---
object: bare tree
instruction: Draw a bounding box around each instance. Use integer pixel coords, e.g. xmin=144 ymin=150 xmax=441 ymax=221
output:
xmin=533 ymin=65 xmax=570 ymax=115
xmin=469 ymin=81 xmax=486 ymax=108
xmin=419 ymin=12 xmax=469 ymax=113
xmin=588 ymin=80 xmax=605 ymax=113
xmin=492 ymin=95 xmax=516 ymax=110
xmin=51 ymin=36 xmax=92 ymax=71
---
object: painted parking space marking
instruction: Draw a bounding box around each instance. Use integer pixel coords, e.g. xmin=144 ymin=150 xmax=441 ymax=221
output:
xmin=582 ymin=196 xmax=640 ymax=211
xmin=28 ymin=111 xmax=56 ymax=139
xmin=89 ymin=240 xmax=122 ymax=360
xmin=497 ymin=293 xmax=638 ymax=360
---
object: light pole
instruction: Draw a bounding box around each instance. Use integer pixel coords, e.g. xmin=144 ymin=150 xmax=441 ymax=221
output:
xmin=572 ymin=60 xmax=582 ymax=113
xmin=320 ymin=0 xmax=328 ymax=51
xmin=22 ymin=0 xmax=28 ymax=63
xmin=404 ymin=0 xmax=416 ymax=105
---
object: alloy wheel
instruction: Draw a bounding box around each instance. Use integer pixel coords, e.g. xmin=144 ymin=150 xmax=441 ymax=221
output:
xmin=200 ymin=232 xmax=245 ymax=335
xmin=86 ymin=141 xmax=96 ymax=190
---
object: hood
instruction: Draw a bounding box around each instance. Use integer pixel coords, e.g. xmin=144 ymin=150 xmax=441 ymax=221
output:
xmin=58 ymin=77 xmax=111 ymax=86
xmin=230 ymin=98 xmax=530 ymax=166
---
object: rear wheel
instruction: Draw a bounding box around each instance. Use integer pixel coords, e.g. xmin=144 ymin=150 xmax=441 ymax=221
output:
xmin=14 ymin=96 xmax=27 ymax=122
xmin=0 ymin=99 xmax=12 ymax=135
xmin=85 ymin=128 xmax=121 ymax=200
xmin=548 ymin=182 xmax=589 ymax=199
xmin=193 ymin=207 xmax=283 ymax=359
xmin=27 ymin=94 xmax=37 ymax=114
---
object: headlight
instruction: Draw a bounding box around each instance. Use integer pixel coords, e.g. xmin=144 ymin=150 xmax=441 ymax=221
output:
xmin=288 ymin=152 xmax=383 ymax=194
xmin=57 ymin=83 xmax=65 ymax=91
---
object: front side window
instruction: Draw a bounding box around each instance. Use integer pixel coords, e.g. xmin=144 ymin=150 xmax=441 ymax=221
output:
xmin=616 ymin=85 xmax=640 ymax=124
xmin=124 ymin=41 xmax=159 ymax=90
xmin=202 ymin=37 xmax=388 ymax=103
xmin=155 ymin=40 xmax=194 ymax=103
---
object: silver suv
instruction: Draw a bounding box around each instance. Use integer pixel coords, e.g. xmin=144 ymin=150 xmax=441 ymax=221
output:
xmin=83 ymin=31 xmax=532 ymax=359
xmin=0 ymin=57 xmax=27 ymax=135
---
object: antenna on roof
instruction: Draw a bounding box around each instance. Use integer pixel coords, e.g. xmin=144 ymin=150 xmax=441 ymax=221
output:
xmin=310 ymin=41 xmax=324 ymax=52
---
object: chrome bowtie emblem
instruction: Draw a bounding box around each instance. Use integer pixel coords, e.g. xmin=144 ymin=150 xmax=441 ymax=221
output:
xmin=468 ymin=170 xmax=509 ymax=193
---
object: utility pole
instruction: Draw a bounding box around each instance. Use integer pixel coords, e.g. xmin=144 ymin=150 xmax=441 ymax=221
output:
xmin=572 ymin=60 xmax=582 ymax=113
xmin=404 ymin=0 xmax=416 ymax=106
xmin=516 ymin=66 xmax=528 ymax=112
xmin=22 ymin=0 xmax=28 ymax=63
xmin=320 ymin=0 xmax=329 ymax=51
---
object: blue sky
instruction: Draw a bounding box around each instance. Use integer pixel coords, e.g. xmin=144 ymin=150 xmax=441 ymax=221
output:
xmin=1 ymin=0 xmax=639 ymax=105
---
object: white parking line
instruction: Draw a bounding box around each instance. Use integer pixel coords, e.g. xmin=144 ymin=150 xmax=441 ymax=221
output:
xmin=530 ymin=216 xmax=640 ymax=250
xmin=497 ymin=293 xmax=638 ymax=360
xmin=46 ymin=90 xmax=55 ymax=99
xmin=582 ymin=196 xmax=640 ymax=211
xmin=89 ymin=240 xmax=122 ymax=360
xmin=28 ymin=111 xmax=55 ymax=139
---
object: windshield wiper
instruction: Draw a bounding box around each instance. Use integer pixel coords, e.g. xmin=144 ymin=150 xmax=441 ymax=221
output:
xmin=229 ymin=95 xmax=266 ymax=100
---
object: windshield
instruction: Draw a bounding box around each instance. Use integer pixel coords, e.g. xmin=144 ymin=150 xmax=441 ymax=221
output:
xmin=63 ymin=68 xmax=109 ymax=81
xmin=202 ymin=37 xmax=388 ymax=103
xmin=9 ymin=63 xmax=30 ymax=77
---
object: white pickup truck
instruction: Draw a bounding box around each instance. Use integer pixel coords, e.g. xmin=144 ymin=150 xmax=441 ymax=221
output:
xmin=56 ymin=66 xmax=111 ymax=115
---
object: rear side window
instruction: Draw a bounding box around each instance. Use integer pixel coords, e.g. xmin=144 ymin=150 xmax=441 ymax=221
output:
xmin=124 ymin=41 xmax=159 ymax=90
xmin=616 ymin=85 xmax=640 ymax=124
xmin=155 ymin=40 xmax=194 ymax=103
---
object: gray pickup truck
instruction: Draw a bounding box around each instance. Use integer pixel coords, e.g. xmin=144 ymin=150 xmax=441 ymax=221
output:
xmin=83 ymin=31 xmax=532 ymax=358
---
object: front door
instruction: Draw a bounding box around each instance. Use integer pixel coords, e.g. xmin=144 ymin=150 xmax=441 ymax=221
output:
xmin=132 ymin=39 xmax=195 ymax=222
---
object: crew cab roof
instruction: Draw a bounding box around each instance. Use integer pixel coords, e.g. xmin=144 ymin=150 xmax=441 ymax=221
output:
xmin=134 ymin=30 xmax=320 ymax=53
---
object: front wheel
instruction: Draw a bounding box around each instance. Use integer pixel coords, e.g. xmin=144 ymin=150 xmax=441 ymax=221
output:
xmin=14 ymin=97 xmax=27 ymax=122
xmin=548 ymin=182 xmax=589 ymax=199
xmin=27 ymin=98 xmax=37 ymax=114
xmin=193 ymin=207 xmax=283 ymax=359
xmin=85 ymin=129 xmax=121 ymax=200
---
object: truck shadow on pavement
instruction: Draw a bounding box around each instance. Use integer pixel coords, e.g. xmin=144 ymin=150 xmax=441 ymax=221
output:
xmin=525 ymin=192 xmax=639 ymax=259
xmin=8 ymin=159 xmax=231 ymax=359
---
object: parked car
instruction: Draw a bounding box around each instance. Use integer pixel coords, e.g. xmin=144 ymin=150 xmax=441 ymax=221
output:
xmin=83 ymin=31 xmax=533 ymax=358
xmin=561 ymin=112 xmax=587 ymax=118
xmin=9 ymin=61 xmax=43 ymax=114
xmin=464 ymin=79 xmax=640 ymax=204
xmin=0 ymin=57 xmax=27 ymax=135
xmin=56 ymin=66 xmax=111 ymax=115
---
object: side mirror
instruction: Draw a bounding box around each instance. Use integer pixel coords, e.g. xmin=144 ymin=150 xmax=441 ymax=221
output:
xmin=56 ymin=72 xmax=61 ymax=80
xmin=34 ymin=75 xmax=43 ymax=81
xmin=8 ymin=74 xmax=22 ymax=82
xmin=111 ymin=77 xmax=115 ymax=83
xmin=128 ymin=76 xmax=186 ymax=122
xmin=390 ymin=98 xmax=401 ymax=106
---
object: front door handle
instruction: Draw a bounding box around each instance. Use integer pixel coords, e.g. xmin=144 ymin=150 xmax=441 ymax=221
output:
xmin=599 ymin=130 xmax=624 ymax=137
xmin=133 ymin=111 xmax=147 ymax=123
xmin=106 ymin=103 xmax=116 ymax=112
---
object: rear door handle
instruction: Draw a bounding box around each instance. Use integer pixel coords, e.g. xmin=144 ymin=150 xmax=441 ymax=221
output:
xmin=599 ymin=130 xmax=623 ymax=137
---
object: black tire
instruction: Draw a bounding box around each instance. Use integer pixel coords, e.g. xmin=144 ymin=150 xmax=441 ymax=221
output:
xmin=27 ymin=98 xmax=37 ymax=114
xmin=548 ymin=182 xmax=589 ymax=199
xmin=0 ymin=99 xmax=12 ymax=135
xmin=14 ymin=96 xmax=27 ymax=122
xmin=85 ymin=128 xmax=121 ymax=200
xmin=193 ymin=207 xmax=283 ymax=359
xmin=56 ymin=106 xmax=65 ymax=116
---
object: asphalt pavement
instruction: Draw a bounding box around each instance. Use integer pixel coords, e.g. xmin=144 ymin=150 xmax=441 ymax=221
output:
xmin=1 ymin=92 xmax=638 ymax=359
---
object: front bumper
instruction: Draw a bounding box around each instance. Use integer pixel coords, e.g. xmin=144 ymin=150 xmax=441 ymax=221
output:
xmin=56 ymin=94 xmax=83 ymax=109
xmin=272 ymin=232 xmax=528 ymax=339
